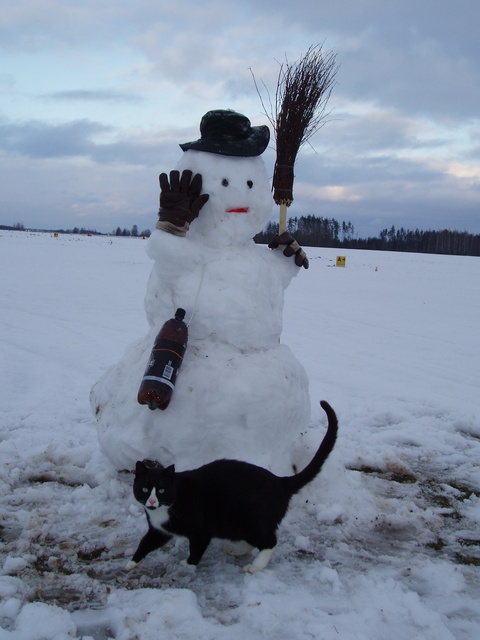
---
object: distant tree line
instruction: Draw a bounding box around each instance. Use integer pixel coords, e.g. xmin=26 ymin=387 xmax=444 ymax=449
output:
xmin=1 ymin=222 xmax=25 ymax=231
xmin=57 ymin=225 xmax=151 ymax=237
xmin=355 ymin=225 xmax=480 ymax=256
xmin=1 ymin=223 xmax=152 ymax=237
xmin=113 ymin=225 xmax=151 ymax=238
xmin=254 ymin=216 xmax=358 ymax=247
xmin=254 ymin=215 xmax=480 ymax=257
xmin=5 ymin=216 xmax=480 ymax=255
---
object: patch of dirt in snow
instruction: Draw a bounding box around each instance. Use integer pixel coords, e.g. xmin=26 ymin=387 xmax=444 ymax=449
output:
xmin=345 ymin=463 xmax=480 ymax=570
xmin=0 ymin=464 xmax=250 ymax=620
xmin=2 ymin=415 xmax=480 ymax=630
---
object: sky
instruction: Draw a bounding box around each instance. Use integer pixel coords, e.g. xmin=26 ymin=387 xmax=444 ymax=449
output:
xmin=1 ymin=0 xmax=480 ymax=238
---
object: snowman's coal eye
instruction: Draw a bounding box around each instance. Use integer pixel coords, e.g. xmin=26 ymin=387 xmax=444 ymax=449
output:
xmin=247 ymin=180 xmax=253 ymax=189
xmin=222 ymin=178 xmax=229 ymax=187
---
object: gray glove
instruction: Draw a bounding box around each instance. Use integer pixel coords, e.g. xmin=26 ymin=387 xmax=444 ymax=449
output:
xmin=156 ymin=170 xmax=209 ymax=236
xmin=268 ymin=232 xmax=309 ymax=269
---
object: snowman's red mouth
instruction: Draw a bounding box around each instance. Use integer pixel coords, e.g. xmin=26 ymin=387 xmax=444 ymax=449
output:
xmin=225 ymin=207 xmax=249 ymax=214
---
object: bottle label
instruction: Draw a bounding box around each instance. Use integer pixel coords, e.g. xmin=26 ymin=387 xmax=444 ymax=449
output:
xmin=162 ymin=363 xmax=174 ymax=381
xmin=142 ymin=339 xmax=186 ymax=387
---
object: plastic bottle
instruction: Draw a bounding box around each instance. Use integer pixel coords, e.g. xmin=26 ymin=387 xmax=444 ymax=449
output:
xmin=137 ymin=308 xmax=188 ymax=410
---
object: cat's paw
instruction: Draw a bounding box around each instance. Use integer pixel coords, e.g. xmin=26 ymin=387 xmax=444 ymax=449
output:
xmin=242 ymin=548 xmax=274 ymax=573
xmin=180 ymin=559 xmax=197 ymax=571
xmin=125 ymin=560 xmax=138 ymax=571
xmin=242 ymin=563 xmax=261 ymax=574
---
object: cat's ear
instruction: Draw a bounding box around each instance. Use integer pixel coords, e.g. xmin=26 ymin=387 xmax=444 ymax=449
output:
xmin=135 ymin=461 xmax=147 ymax=476
xmin=164 ymin=464 xmax=175 ymax=475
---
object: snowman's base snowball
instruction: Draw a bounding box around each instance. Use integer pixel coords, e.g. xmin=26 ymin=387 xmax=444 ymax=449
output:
xmin=91 ymin=336 xmax=310 ymax=475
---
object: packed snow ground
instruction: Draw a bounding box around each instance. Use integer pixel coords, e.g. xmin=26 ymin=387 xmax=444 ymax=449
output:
xmin=1 ymin=230 xmax=479 ymax=639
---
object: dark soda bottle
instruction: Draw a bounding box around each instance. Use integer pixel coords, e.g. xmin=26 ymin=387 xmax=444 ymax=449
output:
xmin=137 ymin=308 xmax=188 ymax=410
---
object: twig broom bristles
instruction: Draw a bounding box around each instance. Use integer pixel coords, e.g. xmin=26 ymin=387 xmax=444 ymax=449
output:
xmin=253 ymin=44 xmax=338 ymax=233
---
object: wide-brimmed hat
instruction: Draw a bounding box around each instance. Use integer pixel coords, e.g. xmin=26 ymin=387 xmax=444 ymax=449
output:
xmin=180 ymin=109 xmax=270 ymax=157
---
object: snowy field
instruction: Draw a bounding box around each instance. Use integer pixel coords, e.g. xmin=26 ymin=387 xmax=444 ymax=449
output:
xmin=1 ymin=229 xmax=479 ymax=639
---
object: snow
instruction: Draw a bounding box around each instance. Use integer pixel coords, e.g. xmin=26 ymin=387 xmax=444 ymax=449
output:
xmin=1 ymin=229 xmax=480 ymax=639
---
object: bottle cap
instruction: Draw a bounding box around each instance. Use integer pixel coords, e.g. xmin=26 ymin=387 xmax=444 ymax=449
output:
xmin=175 ymin=308 xmax=186 ymax=320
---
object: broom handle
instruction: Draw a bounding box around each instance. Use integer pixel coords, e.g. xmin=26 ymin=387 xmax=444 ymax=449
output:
xmin=279 ymin=203 xmax=287 ymax=235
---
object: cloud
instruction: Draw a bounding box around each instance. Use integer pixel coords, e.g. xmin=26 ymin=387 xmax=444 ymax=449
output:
xmin=237 ymin=0 xmax=480 ymax=121
xmin=0 ymin=152 xmax=160 ymax=233
xmin=302 ymin=183 xmax=363 ymax=202
xmin=43 ymin=90 xmax=143 ymax=103
xmin=0 ymin=73 xmax=15 ymax=89
xmin=0 ymin=119 xmax=110 ymax=159
xmin=0 ymin=117 xmax=179 ymax=166
xmin=0 ymin=0 xmax=138 ymax=52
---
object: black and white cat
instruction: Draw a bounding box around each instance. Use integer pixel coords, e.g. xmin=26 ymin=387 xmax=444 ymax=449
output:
xmin=126 ymin=400 xmax=338 ymax=573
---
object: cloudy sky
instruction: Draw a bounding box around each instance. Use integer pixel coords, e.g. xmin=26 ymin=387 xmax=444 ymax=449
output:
xmin=1 ymin=0 xmax=480 ymax=237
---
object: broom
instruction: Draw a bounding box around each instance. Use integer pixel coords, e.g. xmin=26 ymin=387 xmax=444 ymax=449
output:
xmin=254 ymin=44 xmax=338 ymax=234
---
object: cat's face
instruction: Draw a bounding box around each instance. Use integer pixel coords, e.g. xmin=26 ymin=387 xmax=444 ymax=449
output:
xmin=133 ymin=461 xmax=176 ymax=509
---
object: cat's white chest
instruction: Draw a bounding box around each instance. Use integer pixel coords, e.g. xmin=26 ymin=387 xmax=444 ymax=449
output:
xmin=147 ymin=504 xmax=170 ymax=531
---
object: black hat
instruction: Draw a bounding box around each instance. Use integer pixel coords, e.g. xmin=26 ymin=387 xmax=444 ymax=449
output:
xmin=180 ymin=109 xmax=270 ymax=157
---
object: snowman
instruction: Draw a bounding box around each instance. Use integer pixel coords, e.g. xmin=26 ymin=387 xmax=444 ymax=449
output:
xmin=91 ymin=109 xmax=311 ymax=474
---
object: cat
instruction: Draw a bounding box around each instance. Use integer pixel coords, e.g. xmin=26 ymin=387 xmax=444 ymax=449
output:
xmin=126 ymin=400 xmax=338 ymax=574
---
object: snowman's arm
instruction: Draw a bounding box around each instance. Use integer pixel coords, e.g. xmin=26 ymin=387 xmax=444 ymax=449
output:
xmin=147 ymin=229 xmax=206 ymax=276
xmin=268 ymin=232 xmax=309 ymax=269
xmin=260 ymin=244 xmax=300 ymax=292
xmin=145 ymin=229 xmax=208 ymax=327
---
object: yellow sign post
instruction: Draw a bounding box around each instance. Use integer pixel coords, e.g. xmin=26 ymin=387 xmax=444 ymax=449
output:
xmin=336 ymin=256 xmax=346 ymax=267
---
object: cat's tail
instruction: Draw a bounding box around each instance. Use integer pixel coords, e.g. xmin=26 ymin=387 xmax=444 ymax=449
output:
xmin=283 ymin=400 xmax=338 ymax=495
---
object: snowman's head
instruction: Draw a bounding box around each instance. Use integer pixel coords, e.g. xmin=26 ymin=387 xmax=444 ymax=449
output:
xmin=175 ymin=150 xmax=273 ymax=246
